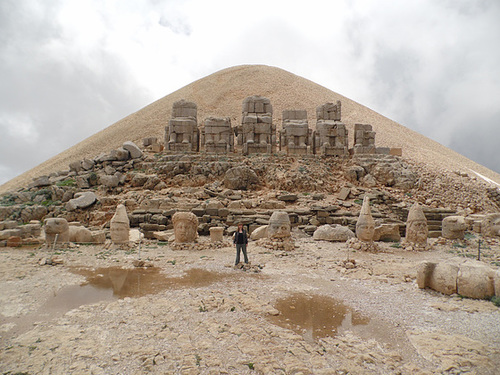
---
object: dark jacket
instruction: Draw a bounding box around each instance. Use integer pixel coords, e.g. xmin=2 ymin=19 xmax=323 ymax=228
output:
xmin=233 ymin=229 xmax=248 ymax=244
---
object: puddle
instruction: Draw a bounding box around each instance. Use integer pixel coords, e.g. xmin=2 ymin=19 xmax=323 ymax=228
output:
xmin=268 ymin=292 xmax=417 ymax=361
xmin=269 ymin=293 xmax=370 ymax=342
xmin=1 ymin=267 xmax=231 ymax=340
xmin=72 ymin=267 xmax=229 ymax=298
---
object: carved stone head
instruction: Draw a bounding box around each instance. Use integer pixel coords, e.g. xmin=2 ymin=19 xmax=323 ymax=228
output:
xmin=172 ymin=212 xmax=199 ymax=243
xmin=482 ymin=213 xmax=500 ymax=238
xmin=356 ymin=196 xmax=375 ymax=242
xmin=268 ymin=211 xmax=291 ymax=239
xmin=406 ymin=203 xmax=428 ymax=245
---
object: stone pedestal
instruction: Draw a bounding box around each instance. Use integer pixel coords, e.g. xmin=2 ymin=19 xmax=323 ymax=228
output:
xmin=110 ymin=204 xmax=130 ymax=244
xmin=209 ymin=227 xmax=224 ymax=242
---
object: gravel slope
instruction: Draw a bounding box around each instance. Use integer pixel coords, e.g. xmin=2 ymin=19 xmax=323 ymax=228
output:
xmin=2 ymin=64 xmax=499 ymax=194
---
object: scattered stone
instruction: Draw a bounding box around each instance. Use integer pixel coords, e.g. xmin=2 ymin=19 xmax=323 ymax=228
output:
xmin=66 ymin=192 xmax=97 ymax=211
xmin=122 ymin=141 xmax=143 ymax=159
xmin=277 ymin=193 xmax=298 ymax=202
xmin=338 ymin=187 xmax=351 ymax=201
xmin=373 ymin=224 xmax=401 ymax=242
xmin=313 ymin=224 xmax=355 ymax=242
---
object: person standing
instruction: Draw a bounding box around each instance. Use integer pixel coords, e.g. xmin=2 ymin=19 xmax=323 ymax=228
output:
xmin=233 ymin=223 xmax=249 ymax=265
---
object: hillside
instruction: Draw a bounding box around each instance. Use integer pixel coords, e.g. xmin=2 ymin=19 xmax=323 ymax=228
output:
xmin=1 ymin=64 xmax=500 ymax=194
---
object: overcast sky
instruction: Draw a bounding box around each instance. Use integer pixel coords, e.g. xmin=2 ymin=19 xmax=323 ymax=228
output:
xmin=1 ymin=0 xmax=499 ymax=186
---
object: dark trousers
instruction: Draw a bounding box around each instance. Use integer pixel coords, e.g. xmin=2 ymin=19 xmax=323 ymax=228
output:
xmin=235 ymin=244 xmax=248 ymax=265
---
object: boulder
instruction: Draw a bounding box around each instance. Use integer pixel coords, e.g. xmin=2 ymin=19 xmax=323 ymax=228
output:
xmin=250 ymin=225 xmax=268 ymax=240
xmin=130 ymin=173 xmax=149 ymax=187
xmin=442 ymin=216 xmax=467 ymax=239
xmin=277 ymin=193 xmax=298 ymax=202
xmin=69 ymin=226 xmax=93 ymax=243
xmin=457 ymin=261 xmax=495 ymax=299
xmin=224 ymin=166 xmax=259 ymax=190
xmin=65 ymin=192 xmax=97 ymax=211
xmin=7 ymin=236 xmax=22 ymax=247
xmin=122 ymin=141 xmax=143 ymax=159
xmin=373 ymin=223 xmax=401 ymax=242
xmin=81 ymin=158 xmax=95 ymax=171
xmin=110 ymin=148 xmax=130 ymax=161
xmin=313 ymin=224 xmax=355 ymax=242
xmin=99 ymin=175 xmax=120 ymax=188
xmin=153 ymin=231 xmax=171 ymax=241
xmin=33 ymin=176 xmax=51 ymax=187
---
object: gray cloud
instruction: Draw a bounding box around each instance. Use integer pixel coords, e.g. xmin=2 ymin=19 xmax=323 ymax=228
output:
xmin=0 ymin=0 xmax=153 ymax=185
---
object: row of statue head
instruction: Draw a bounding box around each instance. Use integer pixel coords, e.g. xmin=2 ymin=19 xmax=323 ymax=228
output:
xmin=164 ymin=97 xmax=376 ymax=156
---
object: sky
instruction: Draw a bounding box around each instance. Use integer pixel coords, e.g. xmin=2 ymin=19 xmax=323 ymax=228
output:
xmin=1 ymin=0 xmax=499 ymax=186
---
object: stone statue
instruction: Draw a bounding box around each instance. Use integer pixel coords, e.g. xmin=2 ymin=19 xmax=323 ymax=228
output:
xmin=201 ymin=117 xmax=233 ymax=153
xmin=237 ymin=96 xmax=275 ymax=155
xmin=44 ymin=218 xmax=69 ymax=245
xmin=313 ymin=101 xmax=348 ymax=156
xmin=165 ymin=99 xmax=199 ymax=152
xmin=267 ymin=211 xmax=291 ymax=239
xmin=481 ymin=213 xmax=500 ymax=238
xmin=280 ymin=109 xmax=310 ymax=155
xmin=172 ymin=212 xmax=199 ymax=243
xmin=110 ymin=204 xmax=130 ymax=244
xmin=353 ymin=124 xmax=376 ymax=154
xmin=406 ymin=203 xmax=428 ymax=246
xmin=355 ymin=196 xmax=375 ymax=242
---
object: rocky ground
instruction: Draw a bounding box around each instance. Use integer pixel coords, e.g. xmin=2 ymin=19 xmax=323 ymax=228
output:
xmin=1 ymin=235 xmax=499 ymax=374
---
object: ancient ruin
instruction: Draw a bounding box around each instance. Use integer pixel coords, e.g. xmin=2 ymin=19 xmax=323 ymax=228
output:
xmin=237 ymin=96 xmax=275 ymax=155
xmin=201 ymin=117 xmax=233 ymax=153
xmin=279 ymin=109 xmax=310 ymax=155
xmin=313 ymin=101 xmax=348 ymax=156
xmin=110 ymin=204 xmax=130 ymax=244
xmin=172 ymin=212 xmax=198 ymax=243
xmin=482 ymin=213 xmax=500 ymax=238
xmin=353 ymin=124 xmax=376 ymax=154
xmin=356 ymin=196 xmax=375 ymax=242
xmin=165 ymin=100 xmax=199 ymax=152
xmin=44 ymin=218 xmax=69 ymax=245
xmin=405 ymin=203 xmax=429 ymax=249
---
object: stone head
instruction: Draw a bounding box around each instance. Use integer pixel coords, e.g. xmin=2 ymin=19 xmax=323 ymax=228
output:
xmin=268 ymin=211 xmax=291 ymax=239
xmin=482 ymin=213 xmax=500 ymax=238
xmin=172 ymin=212 xmax=199 ymax=243
xmin=44 ymin=218 xmax=69 ymax=234
xmin=406 ymin=203 xmax=428 ymax=244
xmin=356 ymin=196 xmax=375 ymax=242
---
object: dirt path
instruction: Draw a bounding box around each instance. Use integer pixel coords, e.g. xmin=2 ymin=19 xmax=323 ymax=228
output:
xmin=1 ymin=237 xmax=499 ymax=374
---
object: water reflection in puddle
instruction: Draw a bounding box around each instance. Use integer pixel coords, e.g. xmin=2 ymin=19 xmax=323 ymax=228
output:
xmin=72 ymin=267 xmax=229 ymax=299
xmin=2 ymin=267 xmax=231 ymax=339
xmin=269 ymin=293 xmax=371 ymax=341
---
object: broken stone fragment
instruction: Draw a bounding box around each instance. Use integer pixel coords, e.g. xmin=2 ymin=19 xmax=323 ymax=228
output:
xmin=123 ymin=141 xmax=143 ymax=159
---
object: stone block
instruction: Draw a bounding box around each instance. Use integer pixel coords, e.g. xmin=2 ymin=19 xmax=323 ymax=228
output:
xmin=417 ymin=261 xmax=458 ymax=295
xmin=338 ymin=187 xmax=351 ymax=201
xmin=457 ymin=261 xmax=495 ymax=299
xmin=123 ymin=141 xmax=143 ymax=159
xmin=442 ymin=216 xmax=466 ymax=239
xmin=209 ymin=227 xmax=224 ymax=242
xmin=373 ymin=224 xmax=400 ymax=242
xmin=390 ymin=148 xmax=403 ymax=156
xmin=250 ymin=225 xmax=268 ymax=240
xmin=313 ymin=224 xmax=355 ymax=242
xmin=7 ymin=236 xmax=22 ymax=247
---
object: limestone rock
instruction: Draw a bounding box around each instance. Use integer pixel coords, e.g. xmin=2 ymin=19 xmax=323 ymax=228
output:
xmin=33 ymin=176 xmax=51 ymax=187
xmin=7 ymin=236 xmax=22 ymax=247
xmin=130 ymin=173 xmax=149 ymax=187
xmin=44 ymin=218 xmax=70 ymax=245
xmin=224 ymin=166 xmax=259 ymax=190
xmin=65 ymin=192 xmax=97 ymax=211
xmin=122 ymin=141 xmax=143 ymax=159
xmin=442 ymin=216 xmax=466 ymax=239
xmin=313 ymin=224 xmax=355 ymax=242
xmin=110 ymin=148 xmax=130 ymax=161
xmin=70 ymin=226 xmax=93 ymax=243
xmin=495 ymin=269 xmax=500 ymax=297
xmin=250 ymin=225 xmax=268 ymax=240
xmin=373 ymin=224 xmax=401 ymax=242
xmin=209 ymin=227 xmax=224 ymax=242
xmin=457 ymin=261 xmax=495 ymax=299
xmin=481 ymin=213 xmax=500 ymax=238
xmin=110 ymin=204 xmax=130 ymax=244
xmin=417 ymin=261 xmax=459 ymax=295
xmin=153 ymin=231 xmax=171 ymax=241
xmin=99 ymin=175 xmax=120 ymax=188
